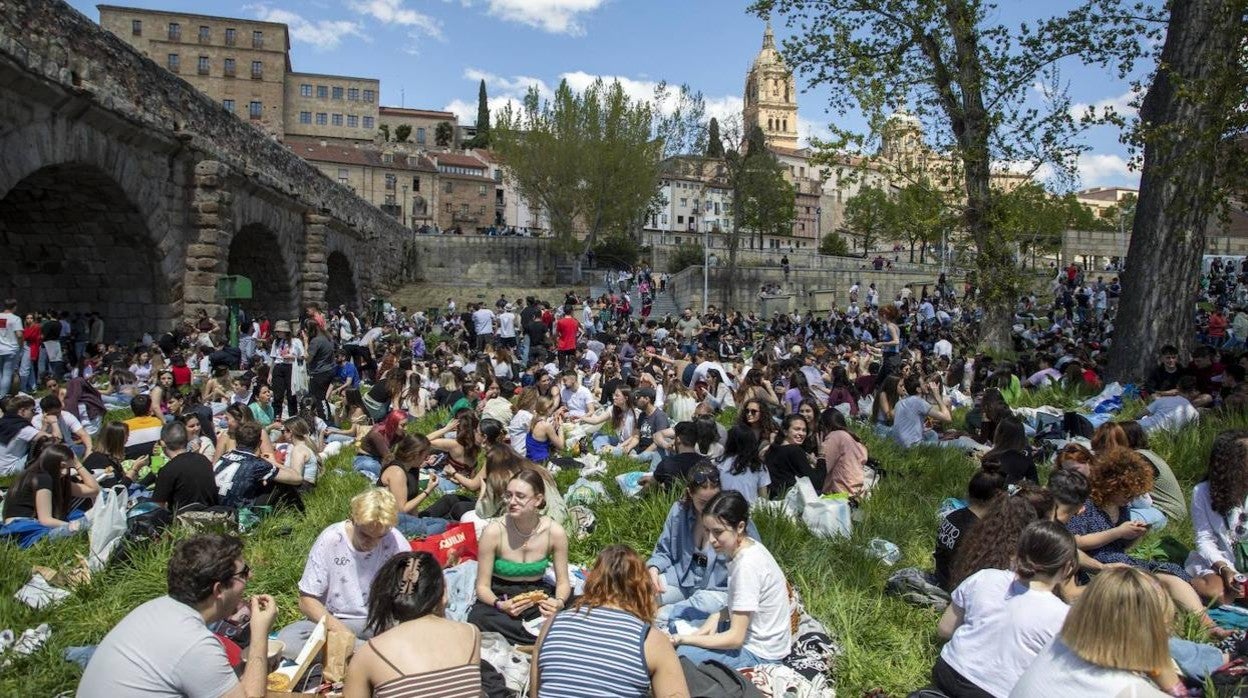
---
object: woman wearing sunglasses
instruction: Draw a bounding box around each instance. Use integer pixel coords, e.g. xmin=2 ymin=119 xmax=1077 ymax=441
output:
xmin=646 ymin=462 xmax=760 ymax=632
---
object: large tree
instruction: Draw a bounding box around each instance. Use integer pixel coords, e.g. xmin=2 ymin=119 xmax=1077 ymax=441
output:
xmin=493 ymin=78 xmax=662 ymax=255
xmin=843 ymin=186 xmax=893 ymax=255
xmin=753 ymin=0 xmax=1145 ymax=349
xmin=706 ymin=117 xmax=725 ymax=158
xmin=1109 ymin=0 xmax=1247 ymax=381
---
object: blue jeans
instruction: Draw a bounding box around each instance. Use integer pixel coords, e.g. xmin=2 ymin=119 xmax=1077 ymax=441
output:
xmin=591 ymin=434 xmax=619 ymax=452
xmin=353 ymin=454 xmax=382 ymax=482
xmin=657 ymin=580 xmax=728 ymax=634
xmin=19 ymin=351 xmax=36 ymax=392
xmin=325 ymin=433 xmax=355 ymax=444
xmin=677 ymin=642 xmax=772 ymax=670
xmin=0 ymin=351 xmax=16 ymax=397
xmin=518 ymin=335 xmax=531 ymax=365
xmin=397 ymin=514 xmax=450 ymax=538
xmin=1129 ymin=505 xmax=1168 ymax=531
xmin=630 ymin=450 xmax=663 ymax=471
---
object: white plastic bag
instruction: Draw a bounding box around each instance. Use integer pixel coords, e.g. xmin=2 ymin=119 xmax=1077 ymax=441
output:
xmin=783 ymin=477 xmax=851 ymax=539
xmin=87 ymin=486 xmax=129 ymax=571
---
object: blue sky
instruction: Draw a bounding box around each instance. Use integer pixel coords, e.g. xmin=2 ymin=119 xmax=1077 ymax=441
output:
xmin=68 ymin=0 xmax=1147 ymax=189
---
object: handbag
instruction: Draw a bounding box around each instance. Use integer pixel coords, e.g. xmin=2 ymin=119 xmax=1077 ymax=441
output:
xmin=410 ymin=521 xmax=478 ymax=567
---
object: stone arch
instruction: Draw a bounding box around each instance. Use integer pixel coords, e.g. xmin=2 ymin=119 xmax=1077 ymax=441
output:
xmin=325 ymin=250 xmax=360 ymax=311
xmin=0 ymin=163 xmax=173 ymax=342
xmin=226 ymin=223 xmax=299 ymax=321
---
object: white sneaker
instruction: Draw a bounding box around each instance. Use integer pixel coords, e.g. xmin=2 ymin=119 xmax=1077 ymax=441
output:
xmin=13 ymin=623 xmax=50 ymax=656
xmin=0 ymin=629 xmax=14 ymax=655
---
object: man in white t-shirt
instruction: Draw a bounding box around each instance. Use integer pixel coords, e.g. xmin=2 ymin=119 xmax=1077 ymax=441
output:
xmin=275 ymin=498 xmax=407 ymax=658
xmin=893 ymin=374 xmax=952 ymax=447
xmin=497 ymin=304 xmax=518 ymax=346
xmin=1139 ymin=376 xmax=1202 ymax=434
xmin=559 ymin=369 xmax=595 ymax=418
xmin=472 ymin=304 xmax=496 ymax=351
xmin=0 ymin=298 xmax=21 ymax=398
xmin=78 ymin=533 xmax=278 ymax=698
xmin=933 ymin=334 xmax=954 ymax=359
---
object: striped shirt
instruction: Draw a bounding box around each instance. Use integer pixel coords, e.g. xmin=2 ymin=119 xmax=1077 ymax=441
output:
xmin=537 ymin=606 xmax=650 ymax=697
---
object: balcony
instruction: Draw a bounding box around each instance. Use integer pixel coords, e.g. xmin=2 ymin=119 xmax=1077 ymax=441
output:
xmin=495 ymin=192 xmax=505 ymax=208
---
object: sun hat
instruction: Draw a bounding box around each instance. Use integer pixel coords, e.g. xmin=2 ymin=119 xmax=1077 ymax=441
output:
xmin=274 ymin=320 xmax=291 ymax=333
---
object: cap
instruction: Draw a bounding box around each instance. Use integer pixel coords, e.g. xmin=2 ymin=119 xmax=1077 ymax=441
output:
xmin=634 ymin=387 xmax=657 ymax=401
xmin=274 ymin=320 xmax=292 ymax=333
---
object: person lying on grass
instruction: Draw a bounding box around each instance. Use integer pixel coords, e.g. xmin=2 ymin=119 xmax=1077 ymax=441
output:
xmin=78 ymin=533 xmax=279 ymax=698
xmin=671 ymin=490 xmax=792 ymax=670
xmin=276 ymin=488 xmax=408 ymax=658
xmin=0 ymin=442 xmax=98 ymax=547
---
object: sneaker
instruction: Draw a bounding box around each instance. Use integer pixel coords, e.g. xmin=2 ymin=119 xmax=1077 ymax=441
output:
xmin=0 ymin=629 xmax=14 ymax=655
xmin=13 ymin=623 xmax=51 ymax=656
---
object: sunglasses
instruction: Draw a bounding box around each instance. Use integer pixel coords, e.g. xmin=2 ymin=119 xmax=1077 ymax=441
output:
xmin=689 ymin=469 xmax=720 ymax=486
xmin=223 ymin=563 xmax=251 ymax=584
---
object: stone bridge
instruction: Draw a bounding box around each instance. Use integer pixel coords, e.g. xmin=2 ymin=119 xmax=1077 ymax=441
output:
xmin=0 ymin=0 xmax=415 ymax=340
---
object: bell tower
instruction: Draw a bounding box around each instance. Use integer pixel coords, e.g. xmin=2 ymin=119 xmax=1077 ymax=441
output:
xmin=743 ymin=20 xmax=798 ymax=150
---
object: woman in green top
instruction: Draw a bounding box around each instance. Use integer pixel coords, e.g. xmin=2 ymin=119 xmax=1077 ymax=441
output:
xmin=249 ymin=384 xmax=276 ymax=427
xmin=468 ymin=469 xmax=571 ymax=644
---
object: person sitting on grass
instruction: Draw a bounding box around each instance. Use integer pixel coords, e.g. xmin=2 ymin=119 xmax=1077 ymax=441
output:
xmin=1138 ymin=375 xmax=1205 ymax=434
xmin=817 ymin=407 xmax=870 ymax=497
xmin=933 ymin=464 xmax=1006 ymax=592
xmin=533 ymin=545 xmax=691 ymax=698
xmin=343 ymin=551 xmax=484 ymax=698
xmin=1065 ymin=447 xmax=1232 ymax=639
xmin=892 ymin=373 xmax=953 ymax=448
xmin=212 ymin=422 xmax=303 ymax=510
xmin=77 ymin=533 xmax=279 ymax=698
xmin=930 ymin=521 xmax=1078 ymax=698
xmin=377 ymin=433 xmax=448 ymax=538
xmin=0 ymin=443 xmax=98 ymax=548
xmin=1186 ymin=429 xmax=1248 ymax=605
xmin=671 ymin=490 xmax=791 ymax=669
xmin=277 ymin=488 xmax=408 ymax=658
xmin=1011 ymin=567 xmax=1187 ymax=697
xmin=715 ymin=425 xmax=770 ymax=504
xmin=948 ymin=485 xmax=1054 ymax=592
xmin=1121 ymin=420 xmax=1187 ymax=523
xmin=429 ymin=411 xmax=487 ymax=491
xmin=122 ymin=394 xmax=164 ymax=459
xmin=764 ymin=414 xmax=823 ymax=499
xmin=468 ymin=470 xmax=572 ymax=645
xmin=152 ymin=420 xmax=218 ymax=512
xmin=978 ymin=416 xmax=1038 ymax=485
xmin=352 ymin=409 xmax=408 ymax=483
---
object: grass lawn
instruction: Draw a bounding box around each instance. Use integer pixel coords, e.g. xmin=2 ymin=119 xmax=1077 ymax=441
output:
xmin=4 ymin=401 xmax=1248 ymax=696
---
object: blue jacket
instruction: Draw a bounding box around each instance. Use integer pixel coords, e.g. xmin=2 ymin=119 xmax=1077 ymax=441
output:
xmin=647 ymin=501 xmax=761 ymax=593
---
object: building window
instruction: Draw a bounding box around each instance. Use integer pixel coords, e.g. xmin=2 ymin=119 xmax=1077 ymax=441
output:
xmin=223 ymin=58 xmax=235 ymax=77
xmin=478 ymin=205 xmax=486 ymax=215
xmin=317 ymin=85 xmax=328 ymax=99
xmin=131 ymin=19 xmax=141 ymax=36
xmin=460 ymin=203 xmax=469 ymax=214
xmin=166 ymin=53 xmax=180 ymax=72
xmin=412 ymin=177 xmax=420 ymax=192
xmin=381 ymin=153 xmax=394 ymax=164
xmin=347 ymin=115 xmax=358 ymax=127
xmin=222 ymin=99 xmax=234 ymax=113
xmin=362 ymin=89 xmax=375 ymax=103
xmin=493 ymin=169 xmax=503 ymax=182
xmin=443 ymin=181 xmax=453 ymax=194
xmin=445 ymin=203 xmax=453 ymax=213
xmin=415 ymin=127 xmax=426 ymax=144
xmin=337 ymin=168 xmax=349 ymax=183
xmin=679 ymin=198 xmax=687 ymax=207
xmin=385 ymin=174 xmax=396 ymax=190
xmin=168 ymin=22 xmax=180 ymax=41
xmin=197 ymin=56 xmax=209 ymax=75
xmin=315 ymin=113 xmax=327 ymax=125
xmin=300 ymin=83 xmax=312 ymax=98
xmin=331 ymin=113 xmax=342 ymax=126
xmin=299 ymin=111 xmax=311 ymax=124
xmin=347 ymin=88 xmax=359 ymax=101
xmin=385 ymin=194 xmax=396 ymax=206
xmin=332 ymin=86 xmax=343 ymax=100
xmin=252 ymin=30 xmax=263 ymax=48
xmin=677 ymin=216 xmax=684 ymax=225
xmin=362 ymin=116 xmax=375 ymax=129
xmin=225 ymin=28 xmax=236 ymax=46
xmin=251 ymin=61 xmax=262 ymax=79
xmin=249 ymin=101 xmax=262 ymax=119
xmin=198 ymin=25 xmax=210 ymax=43
xmin=478 ymin=184 xmax=487 ymax=196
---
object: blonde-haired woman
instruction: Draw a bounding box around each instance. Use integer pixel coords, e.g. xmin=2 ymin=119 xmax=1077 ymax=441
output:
xmin=276 ymin=488 xmax=407 ymax=658
xmin=1011 ymin=567 xmax=1185 ymax=697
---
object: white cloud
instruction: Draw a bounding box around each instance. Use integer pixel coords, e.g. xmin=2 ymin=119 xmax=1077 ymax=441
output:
xmin=245 ymin=5 xmax=367 ymax=50
xmin=1070 ymin=88 xmax=1141 ymax=121
xmin=465 ymin=68 xmax=553 ymax=102
xmin=444 ymin=96 xmax=528 ymax=124
xmin=1077 ymin=153 xmax=1137 ymax=187
xmin=348 ymin=0 xmax=444 ymax=39
xmin=482 ymin=0 xmax=607 ymax=35
xmin=797 ymin=118 xmax=831 ymax=148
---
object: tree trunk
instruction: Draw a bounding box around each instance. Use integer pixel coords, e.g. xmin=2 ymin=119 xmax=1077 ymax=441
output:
xmin=1107 ymin=0 xmax=1244 ymax=382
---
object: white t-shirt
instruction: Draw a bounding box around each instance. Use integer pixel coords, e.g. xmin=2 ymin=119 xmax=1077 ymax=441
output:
xmin=561 ymin=385 xmax=594 ymax=418
xmin=0 ymin=311 xmax=21 ymax=354
xmin=77 ymin=595 xmax=238 ymax=698
xmin=933 ymin=339 xmax=953 ymax=359
xmin=891 ymin=395 xmax=932 ymax=447
xmin=472 ymin=308 xmax=496 ymax=335
xmin=1139 ymin=395 xmax=1199 ymax=434
xmin=359 ymin=326 xmax=384 ymax=347
xmin=1010 ymin=638 xmax=1167 ymax=698
xmin=509 ymin=410 xmax=533 ymax=456
xmin=940 ymin=569 xmax=1069 ymax=697
xmin=727 ymin=539 xmax=791 ymax=660
xmin=298 ymin=521 xmax=406 ymax=622
xmin=716 ymin=457 xmax=771 ymax=504
xmin=0 ymin=424 xmax=39 ymax=477
xmin=497 ymin=312 xmax=517 ymax=338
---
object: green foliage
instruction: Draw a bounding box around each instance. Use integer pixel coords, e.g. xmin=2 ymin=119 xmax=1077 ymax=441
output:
xmin=819 ymin=232 xmax=850 ymax=256
xmin=668 ymin=242 xmax=704 ymax=273
xmin=471 ymin=79 xmax=491 ymax=148
xmin=706 ymin=117 xmax=725 ymax=158
xmin=736 ymin=145 xmax=796 ymax=239
xmin=591 ymin=233 xmax=641 ymax=269
xmin=842 ymin=186 xmax=892 ymax=254
xmin=393 ymin=124 xmax=411 ymax=143
xmin=893 ymin=181 xmax=951 ymax=263
xmin=493 ymin=78 xmax=662 ymax=255
xmin=377 ymin=123 xmax=390 ymax=142
xmin=435 ymin=121 xmax=455 ymax=147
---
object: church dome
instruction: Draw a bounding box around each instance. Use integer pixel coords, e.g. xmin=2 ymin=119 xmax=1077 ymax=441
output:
xmin=752 ymin=21 xmax=786 ymax=70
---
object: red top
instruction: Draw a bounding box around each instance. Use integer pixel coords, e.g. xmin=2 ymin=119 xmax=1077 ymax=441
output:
xmin=171 ymin=364 xmax=193 ymax=386
xmin=555 ymin=317 xmax=579 ymax=351
xmin=22 ymin=324 xmax=41 ymax=361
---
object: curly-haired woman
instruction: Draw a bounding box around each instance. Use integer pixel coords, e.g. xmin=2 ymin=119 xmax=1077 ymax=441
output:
xmin=948 ymin=485 xmax=1053 ymax=591
xmin=1066 ymin=447 xmax=1230 ymax=638
xmin=1186 ymin=429 xmax=1248 ymax=605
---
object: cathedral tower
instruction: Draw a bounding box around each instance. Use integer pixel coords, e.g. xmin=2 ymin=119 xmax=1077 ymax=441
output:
xmin=743 ymin=21 xmax=798 ymax=151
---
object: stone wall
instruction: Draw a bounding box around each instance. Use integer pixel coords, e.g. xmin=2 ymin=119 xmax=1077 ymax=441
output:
xmin=407 ymin=236 xmax=557 ymax=286
xmin=667 ymin=265 xmax=956 ymax=314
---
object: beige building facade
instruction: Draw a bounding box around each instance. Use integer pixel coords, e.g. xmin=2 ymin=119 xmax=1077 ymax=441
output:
xmin=286 ymin=138 xmax=439 ymax=226
xmin=284 ymin=73 xmax=379 ymax=141
xmin=378 ymin=107 xmax=458 ymax=148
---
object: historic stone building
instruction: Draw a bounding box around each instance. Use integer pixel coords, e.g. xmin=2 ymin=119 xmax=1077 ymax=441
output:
xmin=743 ymin=22 xmax=798 ymax=151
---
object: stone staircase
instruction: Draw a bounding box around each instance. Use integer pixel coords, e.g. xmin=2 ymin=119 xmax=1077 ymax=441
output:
xmin=587 ymin=271 xmax=680 ymax=320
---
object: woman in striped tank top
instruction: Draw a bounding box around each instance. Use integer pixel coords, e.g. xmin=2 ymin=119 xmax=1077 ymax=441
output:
xmin=532 ymin=545 xmax=690 ymax=698
xmin=343 ymin=551 xmax=484 ymax=698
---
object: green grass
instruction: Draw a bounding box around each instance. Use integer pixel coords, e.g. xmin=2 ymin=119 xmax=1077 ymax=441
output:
xmin=4 ymin=406 xmax=1248 ymax=695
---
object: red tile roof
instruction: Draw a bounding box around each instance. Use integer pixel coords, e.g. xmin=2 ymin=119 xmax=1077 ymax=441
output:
xmin=435 ymin=152 xmax=487 ymax=169
xmin=284 ymin=138 xmax=436 ymax=172
xmin=379 ymin=106 xmax=457 ymax=119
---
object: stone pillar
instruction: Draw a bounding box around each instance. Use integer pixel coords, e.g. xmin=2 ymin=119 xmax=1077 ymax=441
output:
xmin=183 ymin=160 xmax=233 ymax=323
xmin=302 ymin=212 xmax=330 ymax=311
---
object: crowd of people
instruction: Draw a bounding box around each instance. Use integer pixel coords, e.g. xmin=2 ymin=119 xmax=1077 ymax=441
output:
xmin=4 ymin=254 xmax=1248 ymax=696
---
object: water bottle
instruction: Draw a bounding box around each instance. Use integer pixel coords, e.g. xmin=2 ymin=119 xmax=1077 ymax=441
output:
xmin=149 ymin=443 xmax=167 ymax=474
xmin=867 ymin=538 xmax=901 ymax=566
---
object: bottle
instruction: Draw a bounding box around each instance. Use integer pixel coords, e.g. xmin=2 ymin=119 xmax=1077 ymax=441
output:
xmin=149 ymin=443 xmax=167 ymax=474
xmin=867 ymin=538 xmax=901 ymax=566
